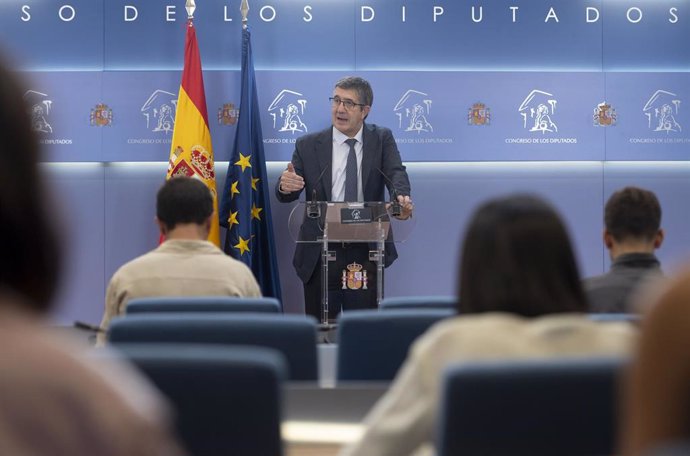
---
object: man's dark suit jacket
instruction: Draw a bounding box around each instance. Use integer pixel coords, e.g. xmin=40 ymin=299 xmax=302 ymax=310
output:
xmin=275 ymin=124 xmax=411 ymax=283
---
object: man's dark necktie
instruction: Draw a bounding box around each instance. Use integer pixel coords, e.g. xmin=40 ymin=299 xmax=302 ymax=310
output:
xmin=344 ymin=138 xmax=358 ymax=201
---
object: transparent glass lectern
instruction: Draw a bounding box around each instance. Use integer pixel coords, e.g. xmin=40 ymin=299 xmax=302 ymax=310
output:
xmin=288 ymin=201 xmax=415 ymax=326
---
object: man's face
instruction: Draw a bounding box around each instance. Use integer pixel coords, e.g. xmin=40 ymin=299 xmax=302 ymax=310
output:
xmin=331 ymin=87 xmax=370 ymax=138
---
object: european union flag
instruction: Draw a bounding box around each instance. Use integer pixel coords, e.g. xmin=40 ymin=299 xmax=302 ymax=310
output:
xmin=220 ymin=27 xmax=282 ymax=302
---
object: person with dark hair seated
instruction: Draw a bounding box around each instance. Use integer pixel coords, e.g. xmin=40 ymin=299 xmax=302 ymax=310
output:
xmin=585 ymin=186 xmax=664 ymax=313
xmin=0 ymin=55 xmax=182 ymax=455
xmin=98 ymin=176 xmax=261 ymax=343
xmin=341 ymin=194 xmax=636 ymax=456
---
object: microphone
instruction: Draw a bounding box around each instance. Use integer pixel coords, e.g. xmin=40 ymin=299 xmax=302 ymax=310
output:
xmin=73 ymin=321 xmax=106 ymax=333
xmin=307 ymin=164 xmax=330 ymax=219
xmin=307 ymin=189 xmax=320 ymax=219
xmin=376 ymin=168 xmax=403 ymax=217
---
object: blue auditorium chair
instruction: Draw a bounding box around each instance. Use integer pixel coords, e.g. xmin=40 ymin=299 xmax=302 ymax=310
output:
xmin=96 ymin=344 xmax=285 ymax=456
xmin=125 ymin=296 xmax=281 ymax=314
xmin=108 ymin=313 xmax=318 ymax=380
xmin=437 ymin=357 xmax=628 ymax=456
xmin=380 ymin=295 xmax=458 ymax=311
xmin=336 ymin=309 xmax=454 ymax=382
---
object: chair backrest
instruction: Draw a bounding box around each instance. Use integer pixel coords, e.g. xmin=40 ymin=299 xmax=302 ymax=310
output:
xmin=108 ymin=313 xmax=318 ymax=380
xmin=437 ymin=357 xmax=628 ymax=456
xmin=336 ymin=309 xmax=454 ymax=381
xmin=125 ymin=296 xmax=281 ymax=314
xmin=380 ymin=296 xmax=457 ymax=311
xmin=98 ymin=344 xmax=286 ymax=456
xmin=588 ymin=312 xmax=641 ymax=324
xmin=644 ymin=441 xmax=690 ymax=456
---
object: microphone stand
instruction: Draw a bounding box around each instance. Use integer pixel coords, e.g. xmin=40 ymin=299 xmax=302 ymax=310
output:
xmin=376 ymin=168 xmax=403 ymax=217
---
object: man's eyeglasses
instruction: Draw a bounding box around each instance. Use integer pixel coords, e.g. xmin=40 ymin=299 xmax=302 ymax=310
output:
xmin=329 ymin=96 xmax=366 ymax=110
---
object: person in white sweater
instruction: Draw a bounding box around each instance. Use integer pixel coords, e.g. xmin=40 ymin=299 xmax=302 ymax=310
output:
xmin=341 ymin=194 xmax=636 ymax=456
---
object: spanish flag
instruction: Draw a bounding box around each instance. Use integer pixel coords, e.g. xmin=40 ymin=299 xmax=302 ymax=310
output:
xmin=166 ymin=19 xmax=220 ymax=246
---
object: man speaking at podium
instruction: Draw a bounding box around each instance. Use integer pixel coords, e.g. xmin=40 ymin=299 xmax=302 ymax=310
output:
xmin=276 ymin=76 xmax=413 ymax=320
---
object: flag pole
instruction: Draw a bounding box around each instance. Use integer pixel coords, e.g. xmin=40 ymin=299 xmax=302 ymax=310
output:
xmin=185 ymin=0 xmax=196 ymax=20
xmin=241 ymin=0 xmax=249 ymax=30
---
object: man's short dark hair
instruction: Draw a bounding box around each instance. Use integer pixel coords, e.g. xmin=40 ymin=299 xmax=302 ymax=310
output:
xmin=335 ymin=76 xmax=374 ymax=108
xmin=604 ymin=186 xmax=661 ymax=242
xmin=156 ymin=177 xmax=213 ymax=229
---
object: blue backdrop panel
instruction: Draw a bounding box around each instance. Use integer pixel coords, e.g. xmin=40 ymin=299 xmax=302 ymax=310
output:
xmin=202 ymin=70 xmax=241 ymax=162
xmin=365 ymin=72 xmax=605 ymax=161
xmin=2 ymin=0 xmax=688 ymax=72
xmin=101 ymin=71 xmax=180 ymax=161
xmin=387 ymin=162 xmax=605 ymax=298
xmin=605 ymin=73 xmax=690 ymax=160
xmin=248 ymin=1 xmax=355 ymax=70
xmin=103 ymin=163 xmax=165 ymax=287
xmin=101 ymin=71 xmax=242 ymax=162
xmin=105 ymin=0 xmax=189 ymax=71
xmin=256 ymin=72 xmax=334 ymax=160
xmin=354 ymin=0 xmax=603 ymax=71
xmin=18 ymin=69 xmax=610 ymax=163
xmin=21 ymin=72 xmax=103 ymax=162
xmin=0 ymin=1 xmax=103 ymax=70
xmin=103 ymin=0 xmax=353 ymax=70
xmin=602 ymin=1 xmax=690 ymax=71
xmin=256 ymin=71 xmax=606 ymax=162
xmin=44 ymin=163 xmax=106 ymax=324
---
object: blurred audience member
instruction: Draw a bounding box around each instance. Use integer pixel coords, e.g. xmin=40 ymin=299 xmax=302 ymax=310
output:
xmin=621 ymin=267 xmax=690 ymax=456
xmin=0 ymin=54 xmax=183 ymax=456
xmin=342 ymin=195 xmax=636 ymax=456
xmin=585 ymin=186 xmax=664 ymax=313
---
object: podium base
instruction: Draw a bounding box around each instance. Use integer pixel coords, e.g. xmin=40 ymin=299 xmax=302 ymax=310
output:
xmin=318 ymin=322 xmax=337 ymax=331
xmin=317 ymin=322 xmax=338 ymax=344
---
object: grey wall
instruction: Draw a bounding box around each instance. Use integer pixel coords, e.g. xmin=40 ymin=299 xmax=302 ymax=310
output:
xmin=43 ymin=161 xmax=690 ymax=324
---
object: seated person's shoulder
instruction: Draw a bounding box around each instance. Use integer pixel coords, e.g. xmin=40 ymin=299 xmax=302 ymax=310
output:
xmin=411 ymin=313 xmax=530 ymax=356
xmin=0 ymin=317 xmax=181 ymax=456
xmin=582 ymin=272 xmax=607 ymax=289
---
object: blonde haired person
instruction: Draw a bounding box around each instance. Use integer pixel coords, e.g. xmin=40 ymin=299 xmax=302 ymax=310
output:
xmin=621 ymin=267 xmax=690 ymax=455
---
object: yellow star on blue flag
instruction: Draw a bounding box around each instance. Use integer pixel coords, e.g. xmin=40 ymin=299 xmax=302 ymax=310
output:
xmin=235 ymin=153 xmax=252 ymax=172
